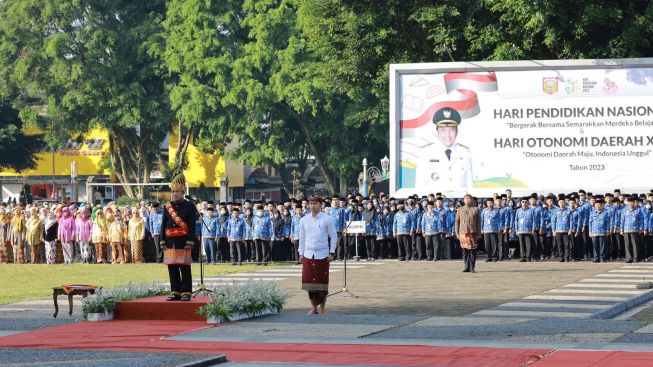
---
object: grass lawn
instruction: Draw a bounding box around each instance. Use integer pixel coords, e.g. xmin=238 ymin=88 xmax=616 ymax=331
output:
xmin=0 ymin=262 xmax=280 ymax=304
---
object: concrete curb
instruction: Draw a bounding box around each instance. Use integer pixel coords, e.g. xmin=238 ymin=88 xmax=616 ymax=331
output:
xmin=176 ymin=355 xmax=228 ymax=367
xmin=589 ymin=289 xmax=653 ymax=319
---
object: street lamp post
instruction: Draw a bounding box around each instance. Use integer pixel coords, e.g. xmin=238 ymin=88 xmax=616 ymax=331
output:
xmin=362 ymin=158 xmax=368 ymax=197
xmin=380 ymin=155 xmax=390 ymax=178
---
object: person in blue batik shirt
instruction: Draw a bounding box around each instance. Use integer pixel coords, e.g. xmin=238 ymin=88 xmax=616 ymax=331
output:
xmin=589 ymin=196 xmax=612 ymax=263
xmin=481 ymin=197 xmax=502 ymax=262
xmin=514 ymin=197 xmax=536 ymax=262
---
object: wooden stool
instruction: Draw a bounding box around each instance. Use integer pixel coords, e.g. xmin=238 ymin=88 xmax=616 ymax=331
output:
xmin=52 ymin=285 xmax=99 ymax=318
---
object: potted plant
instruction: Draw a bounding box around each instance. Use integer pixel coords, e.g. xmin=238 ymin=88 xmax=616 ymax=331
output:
xmin=197 ymin=281 xmax=288 ymax=324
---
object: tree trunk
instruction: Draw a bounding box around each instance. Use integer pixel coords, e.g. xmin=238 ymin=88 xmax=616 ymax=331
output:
xmin=276 ymin=163 xmax=293 ymax=198
xmin=294 ymin=114 xmax=337 ymax=195
xmin=174 ymin=120 xmax=193 ymax=171
xmin=108 ymin=135 xmax=135 ymax=198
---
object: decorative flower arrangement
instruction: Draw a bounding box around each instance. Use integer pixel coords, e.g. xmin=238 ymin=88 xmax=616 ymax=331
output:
xmin=197 ymin=281 xmax=289 ymax=323
xmin=81 ymin=281 xmax=168 ymax=319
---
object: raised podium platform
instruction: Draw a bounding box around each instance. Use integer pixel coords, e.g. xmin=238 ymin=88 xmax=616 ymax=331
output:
xmin=115 ymin=295 xmax=210 ymax=321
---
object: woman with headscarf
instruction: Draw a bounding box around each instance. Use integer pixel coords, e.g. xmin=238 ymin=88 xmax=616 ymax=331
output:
xmin=121 ymin=208 xmax=132 ymax=263
xmin=0 ymin=209 xmax=10 ymax=263
xmin=26 ymin=207 xmax=44 ymax=264
xmin=57 ymin=207 xmax=76 ymax=264
xmin=270 ymin=210 xmax=286 ymax=262
xmin=243 ymin=208 xmax=254 ymax=262
xmin=43 ymin=211 xmax=59 ymax=264
xmin=107 ymin=211 xmax=124 ymax=264
xmin=75 ymin=208 xmax=93 ymax=263
xmin=92 ymin=209 xmax=108 ymax=263
xmin=362 ymin=201 xmax=379 ymax=261
xmin=128 ymin=210 xmax=145 ymax=263
xmin=9 ymin=206 xmax=26 ymax=264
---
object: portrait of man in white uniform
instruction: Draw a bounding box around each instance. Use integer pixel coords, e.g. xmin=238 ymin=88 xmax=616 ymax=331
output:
xmin=414 ymin=107 xmax=473 ymax=192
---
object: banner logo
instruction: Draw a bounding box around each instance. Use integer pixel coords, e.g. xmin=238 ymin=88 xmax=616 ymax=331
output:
xmin=543 ymin=77 xmax=559 ymax=95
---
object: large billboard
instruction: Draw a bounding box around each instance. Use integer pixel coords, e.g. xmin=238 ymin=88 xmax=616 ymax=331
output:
xmin=389 ymin=58 xmax=653 ymax=197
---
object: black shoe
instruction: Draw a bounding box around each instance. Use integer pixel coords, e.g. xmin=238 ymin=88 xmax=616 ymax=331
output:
xmin=559 ymin=259 xmax=565 ymax=262
xmin=166 ymin=294 xmax=181 ymax=301
xmin=180 ymin=294 xmax=191 ymax=302
xmin=462 ymin=269 xmax=470 ymax=272
xmin=399 ymin=258 xmax=405 ymax=261
xmin=592 ymin=259 xmax=600 ymax=263
xmin=485 ymin=259 xmax=492 ymax=262
xmin=493 ymin=258 xmax=498 ymax=262
xmin=471 ymin=269 xmax=476 ymax=273
xmin=519 ymin=259 xmax=527 ymax=262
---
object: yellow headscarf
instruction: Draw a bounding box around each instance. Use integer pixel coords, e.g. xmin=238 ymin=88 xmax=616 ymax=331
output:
xmin=95 ymin=210 xmax=108 ymax=232
xmin=0 ymin=210 xmax=8 ymax=224
xmin=11 ymin=208 xmax=24 ymax=233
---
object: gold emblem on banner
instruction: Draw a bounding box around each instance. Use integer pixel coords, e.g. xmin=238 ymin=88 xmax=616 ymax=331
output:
xmin=543 ymin=77 xmax=559 ymax=95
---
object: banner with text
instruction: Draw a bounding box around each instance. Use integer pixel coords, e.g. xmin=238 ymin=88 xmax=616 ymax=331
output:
xmin=396 ymin=67 xmax=653 ymax=196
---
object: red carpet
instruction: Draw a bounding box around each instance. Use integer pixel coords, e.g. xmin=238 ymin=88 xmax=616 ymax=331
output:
xmin=0 ymin=320 xmax=652 ymax=366
xmin=115 ymin=295 xmax=209 ymax=321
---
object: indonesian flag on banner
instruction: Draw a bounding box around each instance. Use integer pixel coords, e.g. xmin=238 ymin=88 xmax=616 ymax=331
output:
xmin=400 ymin=72 xmax=498 ymax=136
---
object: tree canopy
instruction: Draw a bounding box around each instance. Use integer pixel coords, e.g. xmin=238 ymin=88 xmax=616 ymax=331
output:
xmin=2 ymin=0 xmax=653 ymax=195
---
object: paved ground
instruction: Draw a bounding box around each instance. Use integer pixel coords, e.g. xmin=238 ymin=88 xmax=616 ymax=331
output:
xmin=3 ymin=258 xmax=653 ymax=366
xmin=278 ymin=259 xmax=625 ymax=315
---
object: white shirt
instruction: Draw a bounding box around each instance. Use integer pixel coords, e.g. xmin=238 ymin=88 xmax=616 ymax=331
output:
xmin=299 ymin=211 xmax=337 ymax=259
xmin=415 ymin=142 xmax=473 ymax=191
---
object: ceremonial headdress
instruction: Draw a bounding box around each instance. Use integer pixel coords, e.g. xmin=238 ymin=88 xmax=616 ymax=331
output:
xmin=170 ymin=170 xmax=186 ymax=191
xmin=433 ymin=107 xmax=462 ymax=127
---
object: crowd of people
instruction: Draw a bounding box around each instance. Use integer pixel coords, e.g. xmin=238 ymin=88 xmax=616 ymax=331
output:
xmin=1 ymin=188 xmax=653 ymax=265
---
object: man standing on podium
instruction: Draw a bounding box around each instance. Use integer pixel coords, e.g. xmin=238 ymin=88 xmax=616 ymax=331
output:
xmin=160 ymin=172 xmax=198 ymax=301
xmin=299 ymin=195 xmax=337 ymax=315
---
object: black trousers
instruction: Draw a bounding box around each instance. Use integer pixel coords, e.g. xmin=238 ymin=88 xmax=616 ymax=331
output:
xmin=410 ymin=234 xmax=423 ymax=260
xmin=624 ymin=232 xmax=640 ymax=262
xmin=542 ymin=235 xmax=553 ymax=258
xmin=255 ymin=239 xmax=270 ymax=264
xmin=168 ymin=264 xmax=192 ymax=294
xmin=396 ymin=234 xmax=411 ymax=260
xmin=424 ymin=234 xmax=443 ymax=260
xmin=335 ymin=232 xmax=345 ymax=260
xmin=581 ymin=230 xmax=592 ymax=258
xmin=229 ymin=240 xmax=243 ymax=263
xmin=611 ymin=233 xmax=624 ymax=259
xmin=592 ymin=236 xmax=608 ymax=261
xmin=217 ymin=237 xmax=229 ymax=262
xmin=518 ymin=234 xmax=532 ymax=260
xmin=291 ymin=239 xmax=300 ymax=261
xmin=363 ymin=235 xmax=376 ymax=259
xmin=555 ymin=233 xmax=572 ymax=261
xmin=462 ymin=248 xmax=477 ymax=271
xmin=531 ymin=233 xmax=541 ymax=259
xmin=152 ymin=234 xmax=162 ymax=263
xmin=483 ymin=233 xmax=498 ymax=260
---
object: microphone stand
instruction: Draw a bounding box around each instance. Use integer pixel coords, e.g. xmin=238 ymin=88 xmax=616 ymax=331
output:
xmin=329 ymin=219 xmax=358 ymax=298
xmin=186 ymin=196 xmax=214 ymax=299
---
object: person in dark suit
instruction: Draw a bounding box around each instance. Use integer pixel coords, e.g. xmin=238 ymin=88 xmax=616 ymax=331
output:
xmin=160 ymin=172 xmax=197 ymax=301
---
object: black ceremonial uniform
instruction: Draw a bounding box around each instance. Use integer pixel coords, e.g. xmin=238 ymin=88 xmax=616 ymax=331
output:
xmin=161 ymin=198 xmax=198 ymax=298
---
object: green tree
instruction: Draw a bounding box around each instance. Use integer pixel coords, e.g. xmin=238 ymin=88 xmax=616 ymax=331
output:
xmin=0 ymin=98 xmax=42 ymax=171
xmin=0 ymin=0 xmax=171 ymax=197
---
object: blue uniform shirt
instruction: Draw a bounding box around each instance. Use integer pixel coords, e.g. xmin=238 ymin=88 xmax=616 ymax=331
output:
xmin=326 ymin=206 xmax=345 ymax=232
xmin=514 ymin=207 xmax=535 ymax=234
xmin=201 ymin=214 xmax=218 ymax=238
xmin=252 ymin=213 xmax=271 ymax=240
xmin=148 ymin=210 xmax=163 ymax=235
xmin=552 ymin=207 xmax=571 ymax=233
xmin=481 ymin=207 xmax=502 ymax=233
xmin=621 ymin=208 xmax=644 ymax=233
xmin=420 ymin=209 xmax=445 ymax=235
xmin=393 ymin=211 xmax=413 ymax=235
xmin=227 ymin=216 xmax=246 ymax=241
xmin=589 ymin=209 xmax=611 ymax=236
